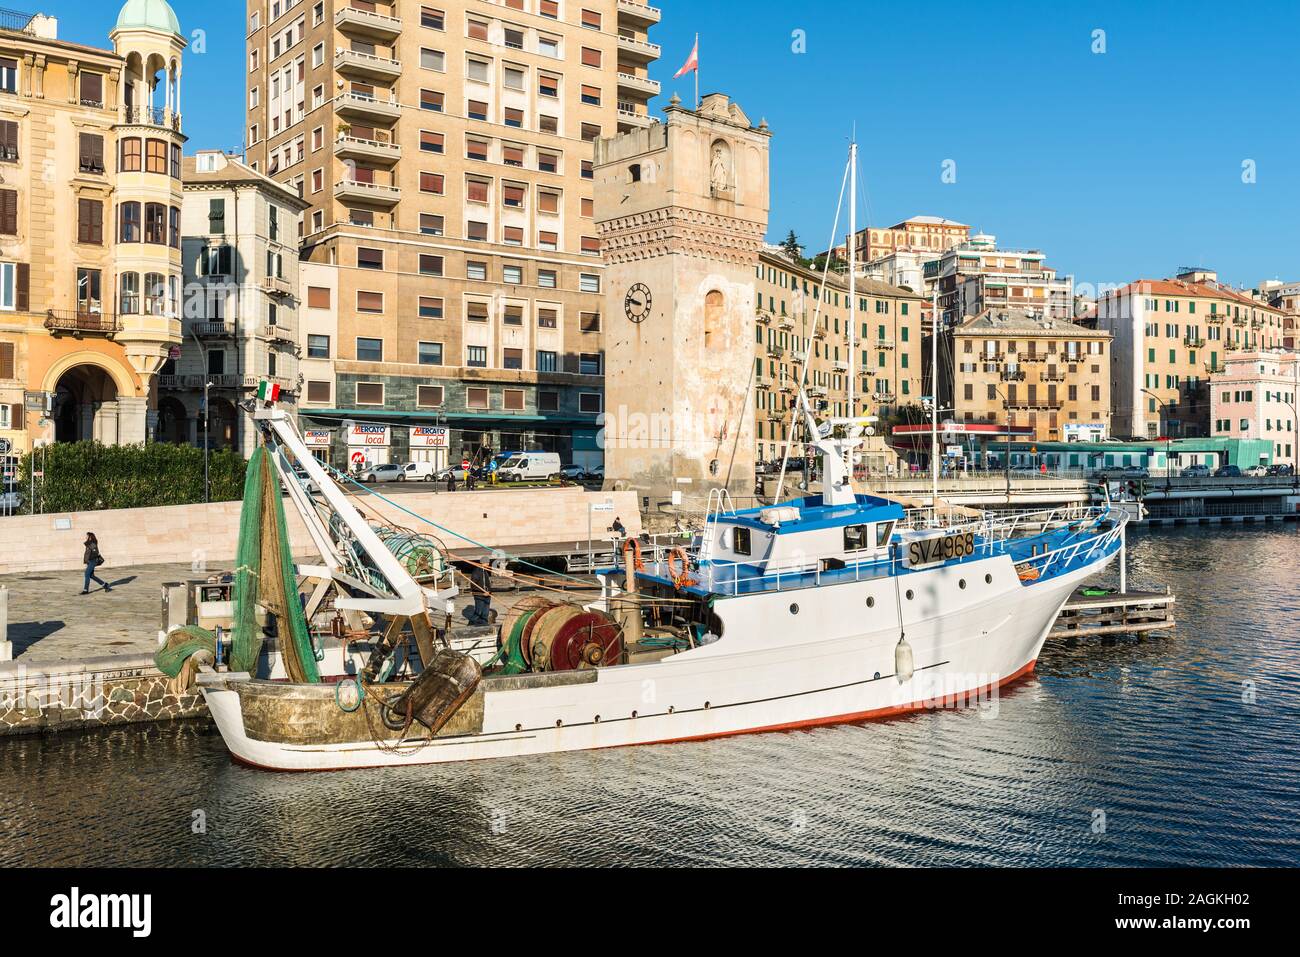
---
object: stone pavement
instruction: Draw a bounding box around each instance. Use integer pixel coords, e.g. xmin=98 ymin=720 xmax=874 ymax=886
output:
xmin=0 ymin=561 xmax=604 ymax=666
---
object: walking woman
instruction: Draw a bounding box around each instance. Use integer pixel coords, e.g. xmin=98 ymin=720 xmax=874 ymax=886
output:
xmin=81 ymin=532 xmax=111 ymax=595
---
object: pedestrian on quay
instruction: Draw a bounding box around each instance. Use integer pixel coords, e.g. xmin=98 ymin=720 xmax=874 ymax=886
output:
xmin=446 ymin=471 xmax=457 ymax=493
xmin=611 ymin=516 xmax=627 ymax=540
xmin=81 ymin=532 xmax=111 ymax=595
xmin=466 ymin=469 xmax=478 ymax=491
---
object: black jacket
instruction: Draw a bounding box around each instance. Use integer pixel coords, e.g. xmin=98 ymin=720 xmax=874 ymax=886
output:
xmin=83 ymin=543 xmax=101 ymax=566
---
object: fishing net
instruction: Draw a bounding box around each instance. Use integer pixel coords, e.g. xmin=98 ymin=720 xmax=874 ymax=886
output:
xmin=155 ymin=445 xmax=320 ymax=686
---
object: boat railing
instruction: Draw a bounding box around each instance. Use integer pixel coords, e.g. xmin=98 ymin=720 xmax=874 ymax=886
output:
xmin=1012 ymin=517 xmax=1126 ymax=582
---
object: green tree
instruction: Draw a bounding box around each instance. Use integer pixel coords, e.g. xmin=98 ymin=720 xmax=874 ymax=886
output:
xmin=780 ymin=230 xmax=804 ymax=263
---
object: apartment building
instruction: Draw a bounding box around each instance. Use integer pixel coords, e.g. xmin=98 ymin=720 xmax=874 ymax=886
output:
xmin=753 ymin=250 xmax=924 ymax=471
xmin=1097 ymin=270 xmax=1289 ymax=439
xmin=843 ymin=215 xmax=970 ymax=266
xmin=1256 ymin=279 xmax=1299 ymax=350
xmin=1210 ymin=350 xmax=1298 ymax=469
xmin=926 ymin=233 xmax=1073 ymax=325
xmin=159 ymin=150 xmax=309 ymax=456
xmin=942 ymin=308 xmax=1112 ymax=444
xmin=0 ymin=2 xmax=186 ymax=455
xmin=245 ymin=0 xmax=660 ymax=470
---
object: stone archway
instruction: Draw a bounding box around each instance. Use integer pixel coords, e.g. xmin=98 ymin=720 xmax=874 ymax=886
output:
xmin=205 ymin=398 xmax=238 ymax=451
xmin=156 ymin=396 xmax=188 ymax=445
xmin=53 ymin=365 xmax=120 ymax=444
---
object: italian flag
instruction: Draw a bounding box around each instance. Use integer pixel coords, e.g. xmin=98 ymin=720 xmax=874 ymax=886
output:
xmin=257 ymin=381 xmax=281 ymax=402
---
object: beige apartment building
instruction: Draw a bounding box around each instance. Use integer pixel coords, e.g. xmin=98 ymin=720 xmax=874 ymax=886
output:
xmin=943 ymin=308 xmax=1112 ymax=444
xmin=927 ymin=233 xmax=1073 ymax=325
xmin=245 ymin=0 xmax=660 ymax=470
xmin=843 ymin=215 xmax=970 ymax=266
xmin=0 ymin=2 xmax=187 ymax=457
xmin=1097 ymin=270 xmax=1289 ymax=439
xmin=753 ymin=250 xmax=924 ymax=471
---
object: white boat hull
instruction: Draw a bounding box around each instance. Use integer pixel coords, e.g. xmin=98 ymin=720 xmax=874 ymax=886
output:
xmin=201 ymin=547 xmax=1115 ymax=771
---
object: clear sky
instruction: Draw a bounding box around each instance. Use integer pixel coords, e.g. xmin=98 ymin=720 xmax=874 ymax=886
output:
xmin=41 ymin=0 xmax=1300 ymax=292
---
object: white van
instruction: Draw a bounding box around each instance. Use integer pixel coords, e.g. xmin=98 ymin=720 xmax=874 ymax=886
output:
xmin=497 ymin=452 xmax=562 ymax=482
xmin=404 ymin=461 xmax=439 ymax=482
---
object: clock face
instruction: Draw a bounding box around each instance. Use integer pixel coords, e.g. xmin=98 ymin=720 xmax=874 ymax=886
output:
xmin=625 ymin=283 xmax=652 ymax=324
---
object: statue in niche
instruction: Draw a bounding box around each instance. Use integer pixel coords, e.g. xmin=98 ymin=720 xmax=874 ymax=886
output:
xmin=710 ymin=140 xmax=732 ymax=197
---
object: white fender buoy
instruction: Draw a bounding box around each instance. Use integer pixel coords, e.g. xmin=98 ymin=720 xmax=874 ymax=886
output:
xmin=895 ymin=636 xmax=914 ymax=684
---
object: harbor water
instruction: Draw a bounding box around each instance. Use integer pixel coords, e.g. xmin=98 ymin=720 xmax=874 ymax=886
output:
xmin=1 ymin=525 xmax=1297 ymax=867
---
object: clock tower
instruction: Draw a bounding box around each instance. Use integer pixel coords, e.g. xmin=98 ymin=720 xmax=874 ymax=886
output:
xmin=595 ymin=93 xmax=771 ymax=504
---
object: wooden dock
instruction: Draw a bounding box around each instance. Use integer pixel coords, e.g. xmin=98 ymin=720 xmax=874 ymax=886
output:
xmin=1048 ymin=588 xmax=1176 ymax=639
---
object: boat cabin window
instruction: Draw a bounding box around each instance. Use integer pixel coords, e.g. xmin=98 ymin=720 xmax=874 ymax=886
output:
xmin=876 ymin=522 xmax=895 ymax=548
xmin=843 ymin=524 xmax=872 ymax=552
xmin=732 ymin=527 xmax=751 ymax=556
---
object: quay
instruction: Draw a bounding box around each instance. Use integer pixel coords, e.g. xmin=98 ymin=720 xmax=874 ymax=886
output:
xmin=1049 ymin=588 xmax=1176 ymax=640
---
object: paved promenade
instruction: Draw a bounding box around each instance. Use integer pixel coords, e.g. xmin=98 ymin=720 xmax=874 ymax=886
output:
xmin=1 ymin=561 xmax=601 ymax=666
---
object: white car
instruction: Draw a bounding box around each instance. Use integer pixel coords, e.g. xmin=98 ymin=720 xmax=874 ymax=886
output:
xmin=360 ymin=463 xmax=407 ymax=484
xmin=1244 ymin=465 xmax=1269 ymax=477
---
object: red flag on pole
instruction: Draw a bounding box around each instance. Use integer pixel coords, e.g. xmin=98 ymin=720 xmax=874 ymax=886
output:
xmin=674 ymin=35 xmax=699 ymax=79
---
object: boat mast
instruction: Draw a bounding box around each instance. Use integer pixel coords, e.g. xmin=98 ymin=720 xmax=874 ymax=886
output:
xmin=848 ymin=139 xmax=857 ymax=440
xmin=931 ymin=286 xmax=940 ymax=514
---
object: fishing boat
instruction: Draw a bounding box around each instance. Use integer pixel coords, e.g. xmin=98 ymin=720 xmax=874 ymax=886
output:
xmin=176 ymin=141 xmax=1127 ymax=772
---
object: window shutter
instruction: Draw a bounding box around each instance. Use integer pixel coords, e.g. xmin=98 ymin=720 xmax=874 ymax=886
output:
xmin=0 ymin=341 xmax=14 ymax=379
xmin=9 ymin=404 xmax=22 ymax=429
xmin=0 ymin=189 xmax=16 ymax=235
xmin=15 ymin=262 xmax=28 ymax=312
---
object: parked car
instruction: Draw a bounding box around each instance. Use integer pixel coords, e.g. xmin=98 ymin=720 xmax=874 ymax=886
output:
xmin=1213 ymin=465 xmax=1242 ymax=478
xmin=1244 ymin=465 xmax=1269 ymax=477
xmin=290 ymin=467 xmax=320 ymax=495
xmin=1180 ymin=464 xmax=1212 ymax=478
xmin=360 ymin=463 xmax=407 ymax=484
xmin=1266 ymin=463 xmax=1295 ymax=476
xmin=559 ymin=464 xmax=588 ymax=481
xmin=496 ymin=452 xmax=563 ymax=483
xmin=435 ymin=466 xmax=470 ymax=483
xmin=403 ymin=462 xmax=439 ymax=482
xmin=0 ymin=482 xmax=19 ymax=513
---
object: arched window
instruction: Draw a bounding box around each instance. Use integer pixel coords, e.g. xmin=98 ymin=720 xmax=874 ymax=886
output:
xmin=119 ymin=272 xmax=140 ymax=314
xmin=143 ymin=273 xmax=166 ymax=315
xmin=704 ymin=290 xmax=724 ymax=348
xmin=119 ymin=202 xmax=141 ymax=242
xmin=119 ymin=137 xmax=142 ymax=172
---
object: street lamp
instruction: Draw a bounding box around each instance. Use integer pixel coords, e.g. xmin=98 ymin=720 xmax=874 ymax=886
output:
xmin=188 ymin=326 xmax=211 ymax=504
xmin=1140 ymin=388 xmax=1172 ymax=489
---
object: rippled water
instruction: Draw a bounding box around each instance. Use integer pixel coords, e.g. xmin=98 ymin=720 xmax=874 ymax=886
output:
xmin=2 ymin=526 xmax=1298 ymax=867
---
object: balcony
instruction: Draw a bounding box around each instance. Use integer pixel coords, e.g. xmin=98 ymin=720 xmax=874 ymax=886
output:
xmin=617 ymin=0 xmax=662 ymax=26
xmin=813 ymin=326 xmax=826 ymax=340
xmin=617 ymin=72 xmax=661 ymax=97
xmin=1000 ymin=369 xmax=1026 ymax=382
xmin=832 ymin=360 xmax=849 ymax=372
xmin=192 ymin=321 xmax=235 ymax=338
xmin=334 ymin=178 xmax=402 ymax=206
xmin=777 ymin=315 xmax=795 ymax=331
xmin=754 ymin=310 xmax=771 ymax=326
xmin=1206 ymin=313 xmax=1226 ymax=324
xmin=1004 ymin=397 xmax=1063 ymax=410
xmin=766 ymin=345 xmax=785 ymax=359
xmin=260 ymin=275 xmax=293 ymax=297
xmin=1041 ymin=368 xmax=1066 ymax=382
xmin=335 ymin=91 xmax=402 ymax=122
xmin=617 ymin=107 xmax=654 ymax=129
xmin=1019 ymin=352 xmax=1047 ymax=363
xmin=334 ymin=49 xmax=402 ymax=81
xmin=616 ymin=32 xmax=661 ymax=63
xmin=335 ymin=5 xmax=402 ymax=41
xmin=807 ymin=386 xmax=827 ymax=398
xmin=1232 ymin=315 xmax=1247 ymax=326
xmin=260 ymin=325 xmax=296 ymax=344
xmin=121 ymin=106 xmax=182 ymax=132
xmin=1184 ymin=335 xmax=1206 ymax=348
xmin=44 ymin=309 xmax=120 ymax=338
xmin=874 ymin=338 xmax=895 ymax=351
xmin=334 ymin=134 xmax=402 ymax=165
xmin=873 ymin=392 xmax=897 ymax=404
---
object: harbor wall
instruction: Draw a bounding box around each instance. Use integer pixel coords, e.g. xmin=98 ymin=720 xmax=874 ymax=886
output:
xmin=0 ymin=488 xmax=643 ymax=574
xmin=0 ymin=654 xmax=208 ymax=737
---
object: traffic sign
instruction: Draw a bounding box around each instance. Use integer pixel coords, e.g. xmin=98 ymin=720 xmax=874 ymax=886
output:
xmin=0 ymin=438 xmax=10 ymax=455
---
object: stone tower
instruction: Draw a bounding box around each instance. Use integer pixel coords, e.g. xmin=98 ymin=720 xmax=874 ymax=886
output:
xmin=595 ymin=93 xmax=770 ymax=505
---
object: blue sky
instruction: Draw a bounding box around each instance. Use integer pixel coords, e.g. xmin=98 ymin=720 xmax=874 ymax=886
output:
xmin=45 ymin=0 xmax=1300 ymax=290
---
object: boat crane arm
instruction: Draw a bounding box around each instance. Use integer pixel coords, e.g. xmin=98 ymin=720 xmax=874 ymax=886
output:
xmin=250 ymin=405 xmax=452 ymax=618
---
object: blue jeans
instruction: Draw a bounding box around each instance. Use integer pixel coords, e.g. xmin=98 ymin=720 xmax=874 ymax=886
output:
xmin=463 ymin=596 xmax=491 ymax=626
xmin=83 ymin=563 xmax=109 ymax=592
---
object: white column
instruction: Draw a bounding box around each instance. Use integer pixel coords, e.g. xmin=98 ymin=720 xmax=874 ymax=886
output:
xmin=115 ymin=397 xmax=148 ymax=445
xmin=0 ymin=585 xmax=11 ymax=663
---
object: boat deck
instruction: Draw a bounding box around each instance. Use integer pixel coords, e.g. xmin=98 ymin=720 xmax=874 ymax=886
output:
xmin=1048 ymin=588 xmax=1176 ymax=638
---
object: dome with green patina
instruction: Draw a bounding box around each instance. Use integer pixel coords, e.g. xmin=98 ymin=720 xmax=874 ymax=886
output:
xmin=114 ymin=0 xmax=182 ymax=36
